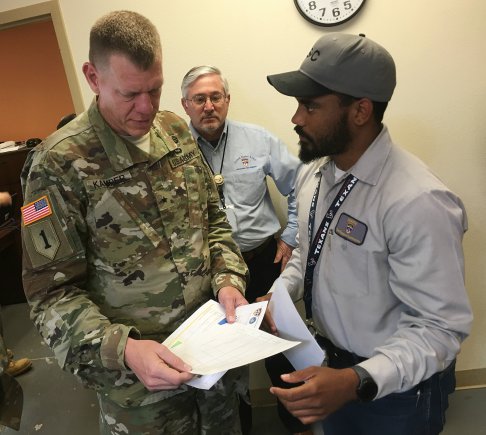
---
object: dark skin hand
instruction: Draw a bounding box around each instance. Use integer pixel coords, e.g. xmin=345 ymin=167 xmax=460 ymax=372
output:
xmin=255 ymin=293 xmax=277 ymax=335
xmin=257 ymin=292 xmax=360 ymax=424
xmin=270 ymin=366 xmax=359 ymax=424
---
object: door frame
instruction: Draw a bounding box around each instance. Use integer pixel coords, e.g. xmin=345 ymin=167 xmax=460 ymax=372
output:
xmin=0 ymin=1 xmax=84 ymax=114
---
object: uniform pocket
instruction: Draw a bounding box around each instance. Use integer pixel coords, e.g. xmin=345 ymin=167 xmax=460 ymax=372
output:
xmin=90 ymin=188 xmax=157 ymax=270
xmin=184 ymin=165 xmax=206 ymax=229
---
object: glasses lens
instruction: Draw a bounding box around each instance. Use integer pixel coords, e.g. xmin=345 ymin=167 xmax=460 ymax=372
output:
xmin=192 ymin=95 xmax=207 ymax=105
xmin=190 ymin=93 xmax=225 ymax=106
xmin=210 ymin=94 xmax=224 ymax=104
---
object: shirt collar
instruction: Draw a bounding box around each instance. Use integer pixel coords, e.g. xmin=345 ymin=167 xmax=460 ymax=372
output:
xmin=189 ymin=121 xmax=229 ymax=150
xmin=346 ymin=125 xmax=392 ymax=186
xmin=316 ymin=125 xmax=392 ymax=187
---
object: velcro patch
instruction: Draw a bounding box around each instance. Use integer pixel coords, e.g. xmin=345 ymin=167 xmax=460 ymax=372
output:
xmin=169 ymin=149 xmax=198 ymax=168
xmin=21 ymin=195 xmax=52 ymax=226
xmin=85 ymin=172 xmax=132 ymax=190
xmin=28 ymin=219 xmax=60 ymax=260
xmin=335 ymin=213 xmax=367 ymax=245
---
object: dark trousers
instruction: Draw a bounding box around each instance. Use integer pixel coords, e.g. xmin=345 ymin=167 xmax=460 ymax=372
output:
xmin=242 ymin=236 xmax=281 ymax=304
xmin=317 ymin=335 xmax=456 ymax=435
xmin=265 ymin=353 xmax=311 ymax=433
xmin=242 ymin=237 xmax=310 ymax=433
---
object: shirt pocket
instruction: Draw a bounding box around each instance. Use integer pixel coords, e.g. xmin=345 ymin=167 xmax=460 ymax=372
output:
xmin=324 ymin=231 xmax=370 ymax=298
xmin=227 ymin=168 xmax=265 ymax=206
xmin=89 ymin=188 xmax=159 ymax=271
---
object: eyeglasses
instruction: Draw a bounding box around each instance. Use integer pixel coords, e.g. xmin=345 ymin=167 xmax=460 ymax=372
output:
xmin=185 ymin=93 xmax=227 ymax=107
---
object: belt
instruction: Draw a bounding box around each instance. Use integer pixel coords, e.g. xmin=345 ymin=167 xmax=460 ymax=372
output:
xmin=242 ymin=236 xmax=274 ymax=262
xmin=315 ymin=334 xmax=366 ymax=369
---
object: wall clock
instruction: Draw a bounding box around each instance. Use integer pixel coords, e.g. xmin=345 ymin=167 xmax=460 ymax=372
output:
xmin=294 ymin=0 xmax=366 ymax=27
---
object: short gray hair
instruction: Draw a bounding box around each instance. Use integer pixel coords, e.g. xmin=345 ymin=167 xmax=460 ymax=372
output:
xmin=89 ymin=10 xmax=161 ymax=70
xmin=181 ymin=65 xmax=229 ymax=98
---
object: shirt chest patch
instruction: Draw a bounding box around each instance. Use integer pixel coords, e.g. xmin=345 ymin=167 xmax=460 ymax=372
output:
xmin=234 ymin=155 xmax=257 ymax=170
xmin=335 ymin=213 xmax=368 ymax=245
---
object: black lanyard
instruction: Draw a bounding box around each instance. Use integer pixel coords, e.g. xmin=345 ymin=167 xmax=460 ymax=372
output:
xmin=303 ymin=172 xmax=359 ymax=321
xmin=198 ymin=130 xmax=229 ymax=209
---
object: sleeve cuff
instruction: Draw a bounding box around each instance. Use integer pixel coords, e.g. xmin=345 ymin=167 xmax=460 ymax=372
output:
xmin=100 ymin=324 xmax=140 ymax=371
xmin=280 ymin=228 xmax=298 ymax=248
xmin=359 ymin=354 xmax=400 ymax=399
xmin=212 ymin=273 xmax=246 ymax=297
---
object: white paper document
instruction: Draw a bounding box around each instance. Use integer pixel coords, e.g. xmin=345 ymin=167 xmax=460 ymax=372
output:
xmin=270 ymin=278 xmax=325 ymax=370
xmin=163 ymin=299 xmax=299 ymax=388
xmin=183 ymin=301 xmax=268 ymax=390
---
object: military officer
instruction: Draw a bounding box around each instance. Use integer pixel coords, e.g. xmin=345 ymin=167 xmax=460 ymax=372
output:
xmin=21 ymin=10 xmax=248 ymax=434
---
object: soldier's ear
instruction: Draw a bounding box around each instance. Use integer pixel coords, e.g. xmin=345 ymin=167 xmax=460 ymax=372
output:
xmin=83 ymin=62 xmax=101 ymax=95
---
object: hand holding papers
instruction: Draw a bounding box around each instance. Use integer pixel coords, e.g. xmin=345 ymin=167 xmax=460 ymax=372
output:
xmin=269 ymin=278 xmax=325 ymax=370
xmin=163 ymin=299 xmax=299 ymax=389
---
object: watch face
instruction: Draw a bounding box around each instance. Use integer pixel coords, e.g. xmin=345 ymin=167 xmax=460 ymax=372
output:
xmin=359 ymin=377 xmax=378 ymax=402
xmin=294 ymin=0 xmax=366 ymax=27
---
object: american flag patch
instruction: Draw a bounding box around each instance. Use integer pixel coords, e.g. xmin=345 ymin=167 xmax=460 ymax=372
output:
xmin=21 ymin=196 xmax=52 ymax=226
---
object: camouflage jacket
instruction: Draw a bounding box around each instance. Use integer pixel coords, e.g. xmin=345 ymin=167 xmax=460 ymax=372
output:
xmin=20 ymin=100 xmax=248 ymax=406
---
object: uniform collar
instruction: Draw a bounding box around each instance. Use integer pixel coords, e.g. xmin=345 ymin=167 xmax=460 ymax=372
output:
xmin=318 ymin=125 xmax=392 ymax=187
xmin=87 ymin=99 xmax=178 ymax=171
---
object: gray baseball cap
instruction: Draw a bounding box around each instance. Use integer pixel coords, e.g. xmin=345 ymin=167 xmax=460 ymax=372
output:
xmin=267 ymin=33 xmax=396 ymax=102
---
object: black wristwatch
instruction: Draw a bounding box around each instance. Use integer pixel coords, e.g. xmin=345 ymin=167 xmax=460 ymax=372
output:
xmin=351 ymin=365 xmax=378 ymax=402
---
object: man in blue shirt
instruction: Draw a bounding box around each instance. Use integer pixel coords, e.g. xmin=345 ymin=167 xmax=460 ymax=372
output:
xmin=181 ymin=66 xmax=306 ymax=434
xmin=181 ymin=65 xmax=301 ymax=304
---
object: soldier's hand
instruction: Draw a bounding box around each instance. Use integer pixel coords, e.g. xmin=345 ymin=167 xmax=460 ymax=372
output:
xmin=124 ymin=338 xmax=194 ymax=391
xmin=217 ymin=286 xmax=248 ymax=323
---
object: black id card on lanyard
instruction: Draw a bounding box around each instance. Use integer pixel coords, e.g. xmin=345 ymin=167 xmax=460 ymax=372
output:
xmin=303 ymin=173 xmax=358 ymax=324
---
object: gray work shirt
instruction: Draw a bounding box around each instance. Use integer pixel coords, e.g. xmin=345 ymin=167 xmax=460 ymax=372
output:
xmin=276 ymin=126 xmax=473 ymax=399
xmin=190 ymin=120 xmax=301 ymax=252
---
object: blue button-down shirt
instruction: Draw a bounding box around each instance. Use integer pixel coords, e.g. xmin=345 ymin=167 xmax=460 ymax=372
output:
xmin=190 ymin=120 xmax=301 ymax=252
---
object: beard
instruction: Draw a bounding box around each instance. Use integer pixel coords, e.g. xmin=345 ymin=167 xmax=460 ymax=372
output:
xmin=296 ymin=112 xmax=351 ymax=164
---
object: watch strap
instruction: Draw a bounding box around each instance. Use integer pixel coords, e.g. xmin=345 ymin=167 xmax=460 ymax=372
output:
xmin=351 ymin=365 xmax=378 ymax=402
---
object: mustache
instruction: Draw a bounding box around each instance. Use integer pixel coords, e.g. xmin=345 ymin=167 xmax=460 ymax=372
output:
xmin=294 ymin=126 xmax=312 ymax=142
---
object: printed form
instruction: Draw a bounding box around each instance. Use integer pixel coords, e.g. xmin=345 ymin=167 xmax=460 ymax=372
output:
xmin=163 ymin=299 xmax=299 ymax=389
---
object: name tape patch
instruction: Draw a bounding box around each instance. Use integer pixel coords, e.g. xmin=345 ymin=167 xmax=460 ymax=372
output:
xmin=169 ymin=149 xmax=197 ymax=168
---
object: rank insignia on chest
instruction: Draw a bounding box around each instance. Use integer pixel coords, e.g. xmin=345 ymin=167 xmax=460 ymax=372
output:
xmin=335 ymin=212 xmax=368 ymax=245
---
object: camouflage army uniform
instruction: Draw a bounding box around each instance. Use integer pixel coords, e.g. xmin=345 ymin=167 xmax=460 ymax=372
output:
xmin=20 ymin=100 xmax=248 ymax=434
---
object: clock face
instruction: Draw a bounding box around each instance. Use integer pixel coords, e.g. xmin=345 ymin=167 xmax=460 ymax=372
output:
xmin=294 ymin=0 xmax=366 ymax=27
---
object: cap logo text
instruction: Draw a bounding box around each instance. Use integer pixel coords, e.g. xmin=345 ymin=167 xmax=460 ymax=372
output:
xmin=307 ymin=48 xmax=320 ymax=62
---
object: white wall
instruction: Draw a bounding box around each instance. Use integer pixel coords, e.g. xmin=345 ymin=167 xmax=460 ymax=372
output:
xmin=2 ymin=0 xmax=485 ymax=373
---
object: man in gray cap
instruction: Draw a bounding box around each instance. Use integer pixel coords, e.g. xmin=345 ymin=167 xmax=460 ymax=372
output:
xmin=265 ymin=33 xmax=472 ymax=434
